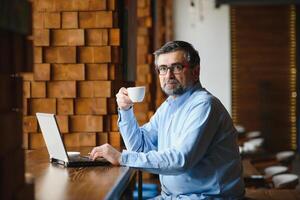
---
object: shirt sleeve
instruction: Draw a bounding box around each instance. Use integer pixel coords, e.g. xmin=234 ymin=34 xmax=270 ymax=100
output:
xmin=118 ymin=107 xmax=159 ymax=153
xmin=120 ymin=100 xmax=221 ymax=175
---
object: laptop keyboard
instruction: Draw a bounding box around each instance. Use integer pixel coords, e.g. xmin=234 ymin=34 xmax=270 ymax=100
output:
xmin=70 ymin=155 xmax=107 ymax=163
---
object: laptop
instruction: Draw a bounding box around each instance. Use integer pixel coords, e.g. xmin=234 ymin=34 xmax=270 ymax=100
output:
xmin=36 ymin=112 xmax=109 ymax=167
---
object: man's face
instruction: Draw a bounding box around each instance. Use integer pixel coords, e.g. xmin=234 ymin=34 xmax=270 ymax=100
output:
xmin=156 ymin=50 xmax=199 ymax=96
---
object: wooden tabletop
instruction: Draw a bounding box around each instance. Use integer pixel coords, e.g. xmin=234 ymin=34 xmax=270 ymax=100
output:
xmin=25 ymin=148 xmax=136 ymax=200
xmin=246 ymin=188 xmax=300 ymax=200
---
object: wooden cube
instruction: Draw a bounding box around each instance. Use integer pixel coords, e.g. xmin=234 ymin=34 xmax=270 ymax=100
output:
xmin=51 ymin=29 xmax=84 ymax=46
xmin=86 ymin=0 xmax=106 ymax=10
xmin=136 ymin=74 xmax=147 ymax=83
xmin=44 ymin=12 xmax=61 ymax=28
xmin=137 ymin=35 xmax=147 ymax=45
xmin=33 ymin=12 xmax=44 ymax=29
xmin=136 ymin=112 xmax=148 ymax=125
xmin=23 ymin=116 xmax=38 ymax=133
xmin=78 ymin=81 xmax=111 ymax=97
xmin=108 ymin=0 xmax=115 ymax=10
xmin=137 ymin=7 xmax=150 ymax=18
xmin=86 ymin=29 xmax=108 ymax=46
xmin=79 ymin=11 xmax=113 ymax=28
xmin=31 ymin=81 xmax=46 ymax=98
xmin=57 ymin=98 xmax=74 ymax=115
xmin=109 ymin=64 xmax=122 ymax=80
xmin=86 ymin=64 xmax=108 ymax=80
xmin=34 ymin=47 xmax=42 ymax=63
xmin=30 ymin=98 xmax=56 ymax=115
xmin=63 ymin=132 xmax=96 ymax=147
xmin=44 ymin=47 xmax=76 ymax=63
xmin=23 ymin=99 xmax=28 ymax=116
xmin=109 ymin=131 xmax=122 ymax=148
xmin=75 ymin=98 xmax=107 ymax=115
xmin=137 ymin=64 xmax=150 ymax=75
xmin=73 ymin=0 xmax=104 ymax=11
xmin=23 ymin=81 xmax=30 ymax=98
xmin=138 ymin=27 xmax=148 ymax=36
xmin=97 ymin=132 xmax=108 ymax=145
xmin=34 ymin=0 xmax=56 ymax=12
xmin=34 ymin=29 xmax=49 ymax=46
xmin=108 ymin=64 xmax=116 ymax=80
xmin=108 ymin=97 xmax=117 ymax=114
xmin=70 ymin=115 xmax=103 ymax=132
xmin=111 ymin=46 xmax=120 ymax=63
xmin=78 ymin=46 xmax=111 ymax=63
xmin=23 ymin=133 xmax=29 ymax=149
xmin=55 ymin=115 xmax=69 ymax=133
xmin=109 ymin=29 xmax=120 ymax=46
xmin=110 ymin=114 xmax=118 ymax=131
xmin=137 ymin=0 xmax=147 ymax=8
xmin=146 ymin=17 xmax=152 ymax=27
xmin=29 ymin=133 xmax=45 ymax=149
xmin=133 ymin=103 xmax=149 ymax=112
xmin=63 ymin=133 xmax=79 ymax=147
xmin=47 ymin=81 xmax=76 ymax=98
xmin=148 ymin=111 xmax=154 ymax=119
xmin=79 ymin=132 xmax=96 ymax=146
xmin=20 ymin=73 xmax=34 ymax=81
xmin=52 ymin=64 xmax=85 ymax=80
xmin=52 ymin=0 xmax=73 ymax=11
xmin=62 ymin=12 xmax=78 ymax=28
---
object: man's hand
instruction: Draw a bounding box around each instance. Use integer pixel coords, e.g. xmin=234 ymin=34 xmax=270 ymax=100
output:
xmin=89 ymin=144 xmax=121 ymax=165
xmin=116 ymin=87 xmax=133 ymax=110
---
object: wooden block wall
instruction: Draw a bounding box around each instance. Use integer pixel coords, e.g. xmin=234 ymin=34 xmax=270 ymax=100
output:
xmin=23 ymin=0 xmax=126 ymax=150
xmin=153 ymin=0 xmax=174 ymax=108
xmin=135 ymin=0 xmax=154 ymax=126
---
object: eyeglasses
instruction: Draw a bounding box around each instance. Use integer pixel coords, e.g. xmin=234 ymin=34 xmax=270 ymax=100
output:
xmin=156 ymin=63 xmax=188 ymax=75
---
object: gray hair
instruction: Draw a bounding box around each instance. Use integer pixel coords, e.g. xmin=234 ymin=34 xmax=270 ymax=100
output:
xmin=153 ymin=41 xmax=200 ymax=68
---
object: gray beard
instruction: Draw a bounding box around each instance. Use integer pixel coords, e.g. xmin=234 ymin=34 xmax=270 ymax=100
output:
xmin=161 ymin=80 xmax=186 ymax=96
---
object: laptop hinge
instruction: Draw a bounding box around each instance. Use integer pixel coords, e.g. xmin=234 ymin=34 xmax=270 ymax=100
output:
xmin=50 ymin=157 xmax=68 ymax=167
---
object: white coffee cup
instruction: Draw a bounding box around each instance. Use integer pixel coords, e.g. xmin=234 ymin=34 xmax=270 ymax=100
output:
xmin=127 ymin=86 xmax=146 ymax=103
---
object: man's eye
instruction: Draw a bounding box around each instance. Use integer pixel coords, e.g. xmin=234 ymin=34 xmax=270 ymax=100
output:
xmin=174 ymin=64 xmax=183 ymax=70
xmin=159 ymin=66 xmax=167 ymax=71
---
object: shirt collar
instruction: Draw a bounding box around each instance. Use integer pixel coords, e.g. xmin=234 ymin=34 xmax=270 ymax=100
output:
xmin=166 ymin=82 xmax=203 ymax=106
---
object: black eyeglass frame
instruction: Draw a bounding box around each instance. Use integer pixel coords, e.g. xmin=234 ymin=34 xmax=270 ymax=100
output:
xmin=155 ymin=62 xmax=189 ymax=75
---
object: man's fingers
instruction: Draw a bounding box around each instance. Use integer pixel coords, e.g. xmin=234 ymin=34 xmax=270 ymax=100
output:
xmin=116 ymin=97 xmax=132 ymax=105
xmin=116 ymin=88 xmax=133 ymax=110
xmin=89 ymin=147 xmax=97 ymax=158
xmin=119 ymin=87 xmax=128 ymax=95
xmin=92 ymin=151 xmax=103 ymax=161
xmin=90 ymin=146 xmax=102 ymax=159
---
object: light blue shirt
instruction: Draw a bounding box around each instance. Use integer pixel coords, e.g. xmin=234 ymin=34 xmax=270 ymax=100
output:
xmin=118 ymin=83 xmax=245 ymax=199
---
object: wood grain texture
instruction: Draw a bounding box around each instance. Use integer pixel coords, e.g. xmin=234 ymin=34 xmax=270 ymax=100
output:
xmin=25 ymin=148 xmax=136 ymax=200
xmin=231 ymin=6 xmax=292 ymax=151
xmin=47 ymin=81 xmax=76 ymax=98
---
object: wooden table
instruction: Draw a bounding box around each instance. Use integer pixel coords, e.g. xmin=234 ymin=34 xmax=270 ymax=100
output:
xmin=246 ymin=188 xmax=300 ymax=200
xmin=25 ymin=148 xmax=137 ymax=200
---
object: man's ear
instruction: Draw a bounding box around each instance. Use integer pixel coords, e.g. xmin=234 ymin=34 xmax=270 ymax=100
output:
xmin=192 ymin=65 xmax=200 ymax=81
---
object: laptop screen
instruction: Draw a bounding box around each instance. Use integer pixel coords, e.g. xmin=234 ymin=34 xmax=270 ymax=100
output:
xmin=36 ymin=113 xmax=69 ymax=162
